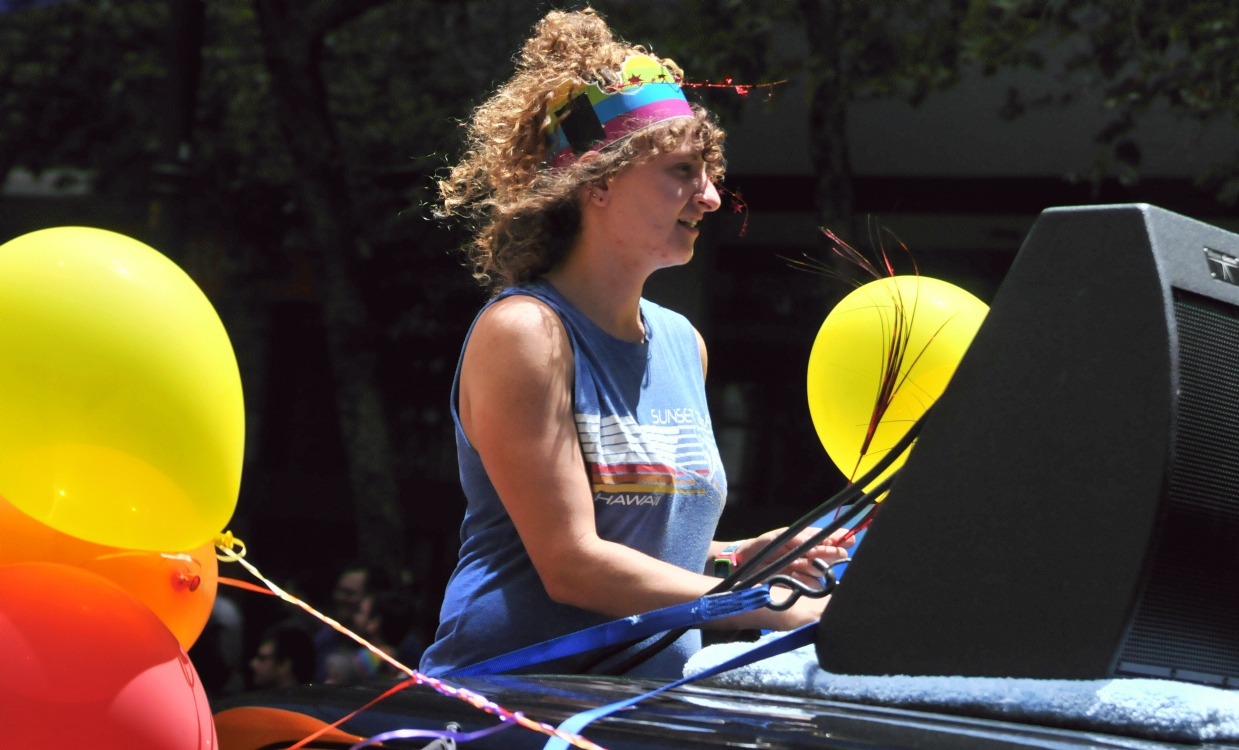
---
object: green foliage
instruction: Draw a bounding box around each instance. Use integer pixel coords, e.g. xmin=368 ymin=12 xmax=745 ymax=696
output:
xmin=193 ymin=0 xmax=295 ymax=264
xmin=599 ymin=1 xmax=1239 ymax=211
xmin=974 ymin=1 xmax=1239 ymax=198
xmin=598 ymin=0 xmax=978 ymax=117
xmin=595 ymin=0 xmax=991 ymax=231
xmin=318 ymin=1 xmax=547 ymax=489
xmin=0 ymin=1 xmax=165 ymax=194
xmin=0 ymin=0 xmax=539 ymax=519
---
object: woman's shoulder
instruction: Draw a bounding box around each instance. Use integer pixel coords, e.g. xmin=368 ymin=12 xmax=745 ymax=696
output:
xmin=467 ymin=292 xmax=571 ymax=370
xmin=457 ymin=289 xmax=577 ymax=459
xmin=481 ymin=291 xmax=560 ymax=329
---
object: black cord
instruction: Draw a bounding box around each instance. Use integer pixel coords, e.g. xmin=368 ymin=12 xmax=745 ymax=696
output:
xmin=706 ymin=406 xmax=929 ymax=597
xmin=580 ymin=407 xmax=930 ymax=676
xmin=732 ymin=473 xmax=894 ymax=590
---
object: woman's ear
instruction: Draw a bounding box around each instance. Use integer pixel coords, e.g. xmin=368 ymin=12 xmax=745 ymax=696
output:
xmin=579 ymin=177 xmax=610 ymax=208
xmin=575 ymin=152 xmax=609 ymax=207
xmin=588 ymin=181 xmax=610 ymax=206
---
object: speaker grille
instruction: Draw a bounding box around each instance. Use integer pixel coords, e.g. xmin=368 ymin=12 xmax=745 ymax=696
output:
xmin=1116 ymin=293 xmax=1239 ymax=685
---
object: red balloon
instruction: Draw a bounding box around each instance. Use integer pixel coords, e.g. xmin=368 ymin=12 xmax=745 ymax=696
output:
xmin=0 ymin=563 xmax=215 ymax=750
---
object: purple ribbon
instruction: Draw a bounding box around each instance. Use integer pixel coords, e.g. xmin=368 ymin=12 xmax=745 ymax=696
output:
xmin=348 ymin=717 xmax=517 ymax=749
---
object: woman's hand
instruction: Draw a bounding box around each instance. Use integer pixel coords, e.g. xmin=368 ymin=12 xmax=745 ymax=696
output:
xmin=704 ymin=527 xmax=852 ymax=632
xmin=768 ymin=592 xmax=830 ymax=629
xmin=711 ymin=588 xmax=831 ymax=631
xmin=728 ymin=526 xmax=854 ymax=585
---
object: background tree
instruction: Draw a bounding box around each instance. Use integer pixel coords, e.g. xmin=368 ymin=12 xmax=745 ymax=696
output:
xmin=249 ymin=0 xmax=410 ymax=575
xmin=971 ymin=1 xmax=1239 ymax=199
xmin=600 ymin=0 xmax=1005 ymax=241
xmin=0 ymin=0 xmax=540 ymax=628
xmin=0 ymin=2 xmax=165 ymax=205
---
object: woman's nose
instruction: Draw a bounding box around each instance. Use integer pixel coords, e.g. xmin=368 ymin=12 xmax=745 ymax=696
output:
xmin=696 ymin=175 xmax=722 ymax=213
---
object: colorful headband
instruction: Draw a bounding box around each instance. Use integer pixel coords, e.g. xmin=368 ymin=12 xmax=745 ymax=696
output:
xmin=546 ymin=54 xmax=694 ymax=168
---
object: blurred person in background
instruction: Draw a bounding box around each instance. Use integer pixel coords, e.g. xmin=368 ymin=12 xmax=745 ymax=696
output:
xmin=322 ymin=591 xmax=416 ymax=684
xmin=353 ymin=591 xmax=416 ymax=681
xmin=314 ymin=563 xmax=391 ymax=681
xmin=250 ymin=624 xmax=315 ymax=690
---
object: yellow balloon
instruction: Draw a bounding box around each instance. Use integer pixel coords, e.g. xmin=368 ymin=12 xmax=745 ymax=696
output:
xmin=0 ymin=227 xmax=244 ymax=551
xmin=807 ymin=276 xmax=988 ymax=490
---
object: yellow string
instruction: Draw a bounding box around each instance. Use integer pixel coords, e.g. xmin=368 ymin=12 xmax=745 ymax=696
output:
xmin=212 ymin=532 xmax=607 ymax=750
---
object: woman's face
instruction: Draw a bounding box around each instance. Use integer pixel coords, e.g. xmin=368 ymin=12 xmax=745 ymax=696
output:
xmin=586 ymin=137 xmax=722 ymax=272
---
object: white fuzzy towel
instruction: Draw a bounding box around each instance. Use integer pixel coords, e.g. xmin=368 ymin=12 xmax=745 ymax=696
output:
xmin=684 ymin=637 xmax=1239 ymax=744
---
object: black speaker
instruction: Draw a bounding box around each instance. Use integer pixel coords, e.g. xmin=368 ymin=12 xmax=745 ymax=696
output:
xmin=816 ymin=204 xmax=1239 ymax=687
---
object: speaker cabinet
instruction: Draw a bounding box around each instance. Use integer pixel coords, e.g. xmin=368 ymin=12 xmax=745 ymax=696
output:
xmin=816 ymin=204 xmax=1239 ymax=687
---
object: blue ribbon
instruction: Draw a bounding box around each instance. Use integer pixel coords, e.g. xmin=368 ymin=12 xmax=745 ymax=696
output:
xmin=449 ymin=586 xmax=773 ymax=678
xmin=542 ymin=624 xmax=817 ymax=750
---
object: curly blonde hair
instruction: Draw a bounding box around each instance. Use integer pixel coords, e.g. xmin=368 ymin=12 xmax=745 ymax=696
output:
xmin=437 ymin=8 xmax=726 ymax=294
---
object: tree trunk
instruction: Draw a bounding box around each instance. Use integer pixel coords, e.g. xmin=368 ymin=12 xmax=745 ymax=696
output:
xmin=796 ymin=0 xmax=855 ymax=243
xmin=251 ymin=0 xmax=405 ymax=574
xmin=148 ymin=0 xmax=206 ymax=266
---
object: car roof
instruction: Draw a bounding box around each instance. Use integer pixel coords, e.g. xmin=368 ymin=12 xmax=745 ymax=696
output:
xmin=214 ymin=674 xmax=1225 ymax=750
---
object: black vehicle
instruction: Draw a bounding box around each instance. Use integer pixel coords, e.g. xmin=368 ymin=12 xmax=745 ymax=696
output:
xmin=214 ymin=674 xmax=1227 ymax=750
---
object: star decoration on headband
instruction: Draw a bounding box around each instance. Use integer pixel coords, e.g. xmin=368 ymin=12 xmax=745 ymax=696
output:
xmin=594 ymin=56 xmax=687 ymax=94
xmin=602 ymin=70 xmax=684 ymax=93
xmin=681 ymin=77 xmax=787 ymax=98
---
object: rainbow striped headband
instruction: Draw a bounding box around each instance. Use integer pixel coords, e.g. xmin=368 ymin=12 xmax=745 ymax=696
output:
xmin=546 ymin=54 xmax=694 ymax=168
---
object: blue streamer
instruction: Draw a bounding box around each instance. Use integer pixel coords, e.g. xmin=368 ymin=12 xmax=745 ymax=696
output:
xmin=450 ymin=586 xmax=773 ymax=678
xmin=542 ymin=624 xmax=817 ymax=750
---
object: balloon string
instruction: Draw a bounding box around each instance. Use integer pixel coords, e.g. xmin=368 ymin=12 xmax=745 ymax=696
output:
xmin=212 ymin=532 xmax=607 ymax=750
xmin=218 ymin=576 xmax=275 ymax=595
xmin=286 ymin=677 xmax=417 ymax=750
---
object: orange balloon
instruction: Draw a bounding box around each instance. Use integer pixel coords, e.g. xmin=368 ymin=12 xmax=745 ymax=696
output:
xmin=215 ymin=707 xmax=363 ymax=750
xmin=0 ymin=563 xmax=216 ymax=750
xmin=0 ymin=496 xmax=217 ymax=649
xmin=83 ymin=542 xmax=218 ymax=649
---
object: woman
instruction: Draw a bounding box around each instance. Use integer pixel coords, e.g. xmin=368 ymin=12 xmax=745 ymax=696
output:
xmin=420 ymin=9 xmax=850 ymax=678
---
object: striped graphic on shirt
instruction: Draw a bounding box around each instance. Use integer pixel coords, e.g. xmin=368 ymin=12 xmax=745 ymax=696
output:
xmin=576 ymin=413 xmax=720 ymax=500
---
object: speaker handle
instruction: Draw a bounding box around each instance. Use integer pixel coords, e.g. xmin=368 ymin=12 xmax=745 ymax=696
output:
xmin=767 ymin=557 xmax=849 ymax=611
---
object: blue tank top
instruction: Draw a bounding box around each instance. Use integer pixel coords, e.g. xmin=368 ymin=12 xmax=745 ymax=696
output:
xmin=420 ymin=280 xmax=727 ymax=678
